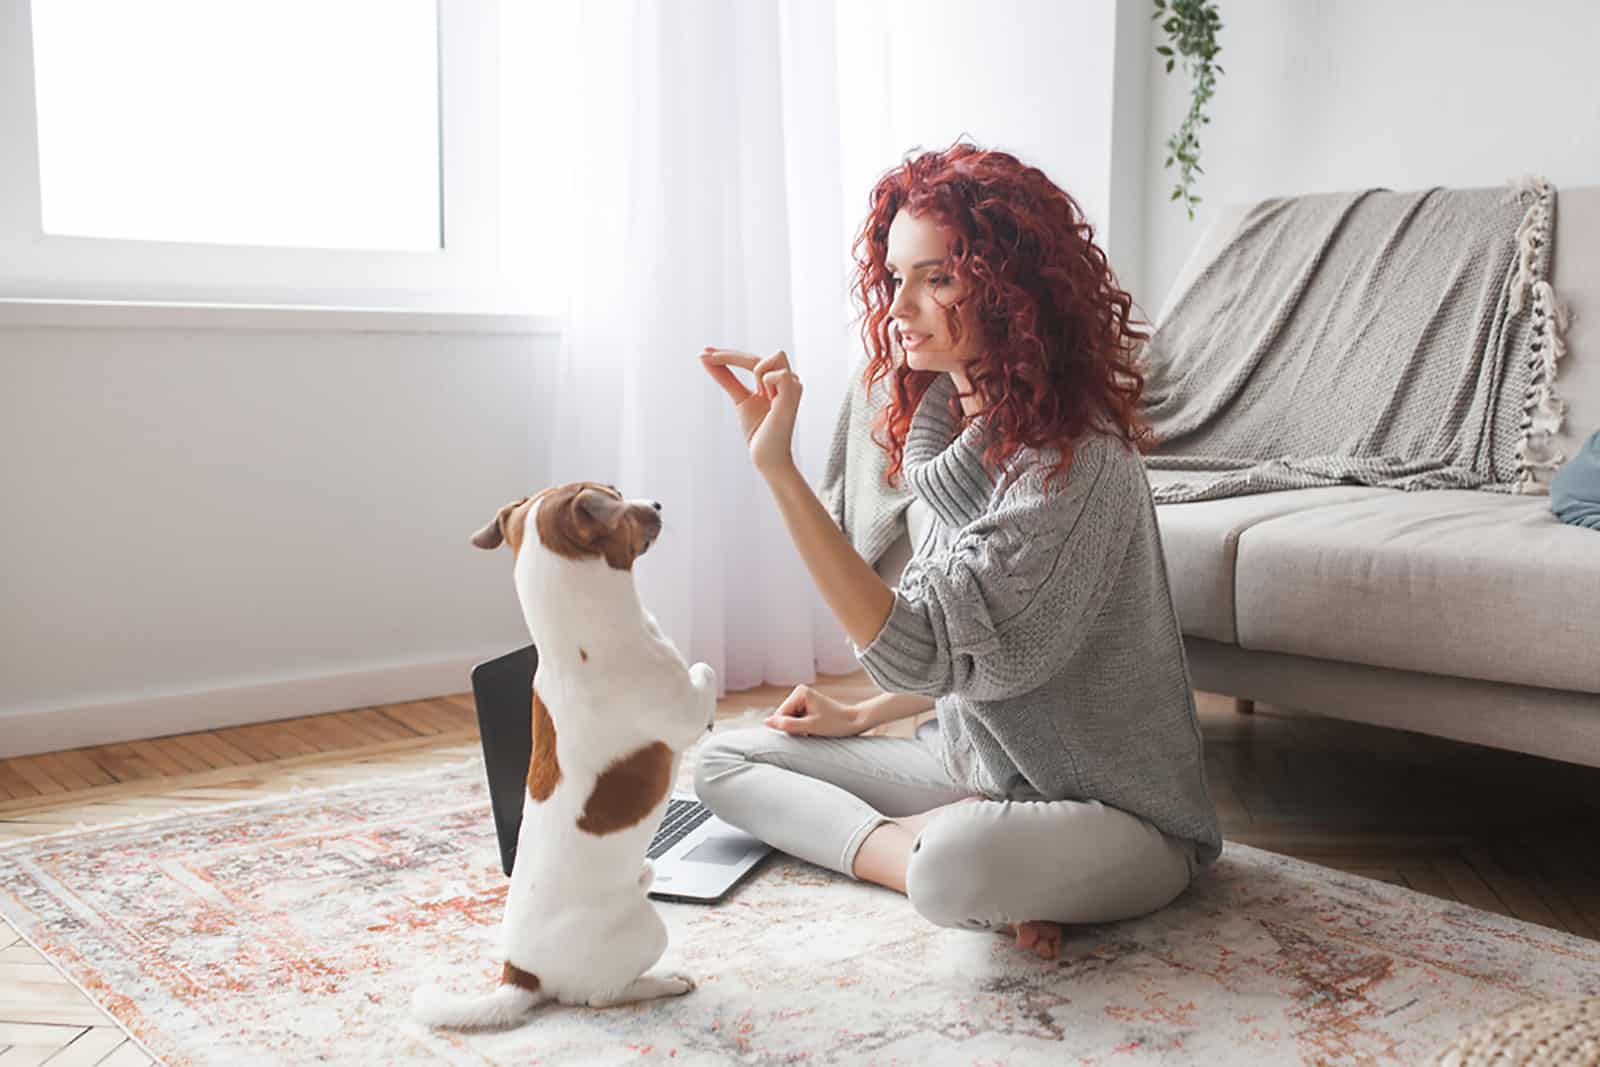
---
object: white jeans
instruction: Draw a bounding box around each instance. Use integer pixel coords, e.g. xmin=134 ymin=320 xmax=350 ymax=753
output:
xmin=694 ymin=725 xmax=1198 ymax=931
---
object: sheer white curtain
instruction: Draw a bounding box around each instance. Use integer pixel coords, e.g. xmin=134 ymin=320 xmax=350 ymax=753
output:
xmin=542 ymin=0 xmax=862 ymax=691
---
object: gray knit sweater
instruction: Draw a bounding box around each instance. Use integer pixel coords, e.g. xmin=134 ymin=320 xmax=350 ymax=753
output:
xmin=855 ymin=376 xmax=1223 ymax=865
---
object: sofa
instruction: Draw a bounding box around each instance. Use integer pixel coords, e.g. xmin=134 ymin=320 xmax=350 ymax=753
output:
xmin=876 ymin=186 xmax=1600 ymax=769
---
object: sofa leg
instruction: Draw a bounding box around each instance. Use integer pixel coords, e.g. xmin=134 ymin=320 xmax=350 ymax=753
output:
xmin=1234 ymin=698 xmax=1256 ymax=715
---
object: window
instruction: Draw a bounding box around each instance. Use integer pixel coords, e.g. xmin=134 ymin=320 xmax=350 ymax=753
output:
xmin=31 ymin=0 xmax=441 ymax=252
xmin=0 ymin=0 xmax=513 ymax=312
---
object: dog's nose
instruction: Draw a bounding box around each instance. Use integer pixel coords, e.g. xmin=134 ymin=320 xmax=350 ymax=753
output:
xmin=652 ymin=501 xmax=662 ymax=511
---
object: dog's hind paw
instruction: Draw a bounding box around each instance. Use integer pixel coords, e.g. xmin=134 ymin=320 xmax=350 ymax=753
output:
xmin=586 ymin=972 xmax=696 ymax=1008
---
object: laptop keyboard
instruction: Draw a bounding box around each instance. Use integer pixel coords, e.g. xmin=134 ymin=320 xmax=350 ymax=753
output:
xmin=648 ymin=798 xmax=713 ymax=859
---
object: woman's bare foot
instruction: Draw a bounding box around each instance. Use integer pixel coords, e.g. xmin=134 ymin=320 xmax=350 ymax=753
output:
xmin=996 ymin=920 xmax=1064 ymax=960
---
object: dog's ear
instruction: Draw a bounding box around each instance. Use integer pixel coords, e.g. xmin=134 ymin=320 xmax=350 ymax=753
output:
xmin=471 ymin=498 xmax=529 ymax=550
xmin=470 ymin=516 xmax=503 ymax=550
xmin=573 ymin=487 xmax=627 ymax=528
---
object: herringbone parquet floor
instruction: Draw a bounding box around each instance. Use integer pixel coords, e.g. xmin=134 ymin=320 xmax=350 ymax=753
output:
xmin=1 ymin=677 xmax=1597 ymax=1062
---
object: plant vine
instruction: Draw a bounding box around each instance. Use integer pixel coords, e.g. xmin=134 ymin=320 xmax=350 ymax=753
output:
xmin=1154 ymin=0 xmax=1223 ymax=220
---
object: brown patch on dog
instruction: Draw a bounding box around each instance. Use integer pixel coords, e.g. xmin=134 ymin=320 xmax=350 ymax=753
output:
xmin=533 ymin=483 xmax=662 ymax=571
xmin=503 ymin=500 xmax=532 ymax=553
xmin=579 ymin=648 xmax=588 ymax=662
xmin=577 ymin=741 xmax=673 ymax=836
xmin=526 ymin=687 xmax=561 ymax=803
xmin=500 ymin=961 xmax=541 ymax=992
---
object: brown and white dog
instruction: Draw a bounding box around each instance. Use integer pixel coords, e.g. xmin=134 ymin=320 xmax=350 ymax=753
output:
xmin=410 ymin=482 xmax=718 ymax=1029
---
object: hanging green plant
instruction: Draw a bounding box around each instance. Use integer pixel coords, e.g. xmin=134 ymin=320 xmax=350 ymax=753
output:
xmin=1154 ymin=0 xmax=1223 ymax=220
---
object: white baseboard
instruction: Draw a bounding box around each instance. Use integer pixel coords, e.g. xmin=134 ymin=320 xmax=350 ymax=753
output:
xmin=0 ymin=652 xmax=505 ymax=760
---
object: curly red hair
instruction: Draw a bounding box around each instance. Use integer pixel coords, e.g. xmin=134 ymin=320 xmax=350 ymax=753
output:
xmin=851 ymin=141 xmax=1151 ymax=486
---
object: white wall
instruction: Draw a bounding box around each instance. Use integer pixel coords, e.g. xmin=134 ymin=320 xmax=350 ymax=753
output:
xmin=1141 ymin=0 xmax=1600 ymax=315
xmin=1108 ymin=0 xmax=1153 ymax=306
xmin=0 ymin=307 xmax=549 ymax=756
xmin=835 ymin=0 xmax=1124 ymax=268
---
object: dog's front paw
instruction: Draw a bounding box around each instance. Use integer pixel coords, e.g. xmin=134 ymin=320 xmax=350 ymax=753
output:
xmin=689 ymin=662 xmax=717 ymax=692
xmin=690 ymin=663 xmax=718 ymax=732
xmin=661 ymin=973 xmax=696 ymax=996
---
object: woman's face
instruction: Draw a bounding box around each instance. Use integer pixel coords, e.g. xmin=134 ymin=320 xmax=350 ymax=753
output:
xmin=885 ymin=209 xmax=981 ymax=375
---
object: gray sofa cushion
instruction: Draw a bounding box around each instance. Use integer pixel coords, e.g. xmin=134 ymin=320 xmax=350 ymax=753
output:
xmin=1151 ymin=476 xmax=1389 ymax=643
xmin=1233 ymin=490 xmax=1600 ymax=694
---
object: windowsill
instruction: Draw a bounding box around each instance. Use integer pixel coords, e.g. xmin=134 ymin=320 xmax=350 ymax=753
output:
xmin=0 ymin=298 xmax=560 ymax=335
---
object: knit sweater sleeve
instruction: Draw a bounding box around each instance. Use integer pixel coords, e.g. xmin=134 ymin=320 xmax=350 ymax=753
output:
xmin=855 ymin=432 xmax=1142 ymax=702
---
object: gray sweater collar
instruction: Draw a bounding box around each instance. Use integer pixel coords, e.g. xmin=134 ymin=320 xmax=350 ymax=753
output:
xmin=903 ymin=374 xmax=994 ymax=528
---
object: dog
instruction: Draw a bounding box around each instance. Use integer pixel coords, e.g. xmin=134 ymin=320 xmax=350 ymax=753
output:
xmin=410 ymin=482 xmax=718 ymax=1029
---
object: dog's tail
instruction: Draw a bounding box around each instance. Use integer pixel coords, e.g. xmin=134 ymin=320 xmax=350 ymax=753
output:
xmin=411 ymin=965 xmax=546 ymax=1029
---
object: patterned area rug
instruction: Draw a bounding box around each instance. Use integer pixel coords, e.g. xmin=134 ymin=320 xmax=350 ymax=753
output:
xmin=3 ymin=740 xmax=1598 ymax=1066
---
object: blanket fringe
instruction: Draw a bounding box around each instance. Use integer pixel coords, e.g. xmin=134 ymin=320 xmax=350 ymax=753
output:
xmin=1506 ymin=176 xmax=1571 ymax=494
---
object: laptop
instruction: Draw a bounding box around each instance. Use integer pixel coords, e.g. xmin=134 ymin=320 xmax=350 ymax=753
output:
xmin=470 ymin=645 xmax=772 ymax=903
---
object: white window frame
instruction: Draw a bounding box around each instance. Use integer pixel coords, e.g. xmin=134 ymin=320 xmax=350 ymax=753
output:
xmin=0 ymin=0 xmax=517 ymax=313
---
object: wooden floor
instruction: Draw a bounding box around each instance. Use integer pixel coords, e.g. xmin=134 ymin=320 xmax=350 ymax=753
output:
xmin=2 ymin=678 xmax=1598 ymax=1062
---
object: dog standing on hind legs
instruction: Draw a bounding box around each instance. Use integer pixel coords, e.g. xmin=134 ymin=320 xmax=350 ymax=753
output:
xmin=411 ymin=482 xmax=719 ymax=1029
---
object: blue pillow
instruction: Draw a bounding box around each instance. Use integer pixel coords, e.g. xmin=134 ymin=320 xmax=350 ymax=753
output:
xmin=1551 ymin=430 xmax=1600 ymax=529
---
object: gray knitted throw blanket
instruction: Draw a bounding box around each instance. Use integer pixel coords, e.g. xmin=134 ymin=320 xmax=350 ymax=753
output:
xmin=819 ymin=354 xmax=915 ymax=566
xmin=1142 ymin=179 xmax=1571 ymax=503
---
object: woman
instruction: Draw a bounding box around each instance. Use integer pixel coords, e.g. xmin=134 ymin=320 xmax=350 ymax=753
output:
xmin=697 ymin=143 xmax=1220 ymax=960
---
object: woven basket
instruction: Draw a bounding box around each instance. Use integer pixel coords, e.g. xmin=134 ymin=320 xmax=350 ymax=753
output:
xmin=1434 ymin=996 xmax=1600 ymax=1066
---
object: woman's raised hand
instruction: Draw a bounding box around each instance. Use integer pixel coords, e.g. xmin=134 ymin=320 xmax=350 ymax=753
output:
xmin=699 ymin=347 xmax=803 ymax=475
xmin=764 ymin=685 xmax=867 ymax=737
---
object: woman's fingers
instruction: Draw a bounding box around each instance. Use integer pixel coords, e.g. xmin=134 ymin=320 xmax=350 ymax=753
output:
xmin=761 ymin=369 xmax=804 ymax=426
xmin=700 ymin=350 xmax=761 ymax=403
xmin=701 ymin=349 xmax=761 ymax=373
xmin=707 ymin=348 xmax=791 ymax=400
xmin=765 ymin=687 xmax=805 ymax=731
xmin=700 ymin=351 xmax=755 ymax=369
xmin=701 ymin=359 xmax=753 ymax=405
xmin=766 ymin=713 xmax=809 ymax=735
xmin=761 ymin=368 xmax=801 ymax=397
xmin=751 ymin=350 xmax=791 ymax=396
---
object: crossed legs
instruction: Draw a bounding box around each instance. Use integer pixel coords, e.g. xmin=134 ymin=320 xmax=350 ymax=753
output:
xmin=695 ymin=728 xmax=1194 ymax=959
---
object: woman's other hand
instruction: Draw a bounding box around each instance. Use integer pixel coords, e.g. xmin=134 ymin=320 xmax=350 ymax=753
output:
xmin=700 ymin=347 xmax=803 ymax=476
xmin=765 ymin=685 xmax=867 ymax=737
